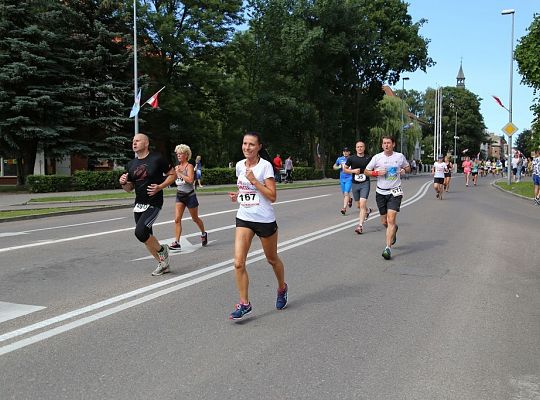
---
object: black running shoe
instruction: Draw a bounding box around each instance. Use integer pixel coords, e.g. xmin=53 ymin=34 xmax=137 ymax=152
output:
xmin=201 ymin=232 xmax=208 ymax=246
xmin=169 ymin=241 xmax=181 ymax=251
xmin=365 ymin=207 xmax=372 ymax=221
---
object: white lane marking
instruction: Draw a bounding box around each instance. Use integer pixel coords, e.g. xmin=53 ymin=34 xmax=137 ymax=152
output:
xmin=0 ymin=232 xmax=27 ymax=238
xmin=131 ymin=226 xmax=234 ymax=261
xmin=0 ymin=184 xmax=430 ymax=355
xmin=0 ymin=302 xmax=46 ymax=324
xmin=0 ymin=194 xmax=331 ymax=254
xmin=0 ymin=217 xmax=126 ymax=237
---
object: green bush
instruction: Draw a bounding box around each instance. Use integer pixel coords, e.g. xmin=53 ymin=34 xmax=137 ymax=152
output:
xmin=73 ymin=170 xmax=124 ymax=190
xmin=290 ymin=167 xmax=324 ymax=180
xmin=199 ymin=167 xmax=236 ymax=185
xmin=27 ymin=175 xmax=73 ymax=193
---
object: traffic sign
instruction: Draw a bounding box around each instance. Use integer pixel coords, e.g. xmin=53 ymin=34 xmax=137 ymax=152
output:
xmin=502 ymin=122 xmax=518 ymax=136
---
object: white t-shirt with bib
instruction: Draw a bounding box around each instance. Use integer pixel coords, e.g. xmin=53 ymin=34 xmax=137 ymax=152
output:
xmin=366 ymin=151 xmax=409 ymax=195
xmin=433 ymin=161 xmax=447 ymax=178
xmin=235 ymin=158 xmax=276 ymax=223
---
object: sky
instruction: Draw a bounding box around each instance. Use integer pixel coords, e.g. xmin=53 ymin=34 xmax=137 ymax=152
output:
xmin=401 ymin=0 xmax=539 ymax=139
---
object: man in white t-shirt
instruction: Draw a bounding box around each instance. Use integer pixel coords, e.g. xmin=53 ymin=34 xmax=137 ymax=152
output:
xmin=365 ymin=136 xmax=410 ymax=260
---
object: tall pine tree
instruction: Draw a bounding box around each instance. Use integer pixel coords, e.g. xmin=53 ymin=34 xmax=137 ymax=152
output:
xmin=0 ymin=0 xmax=80 ymax=184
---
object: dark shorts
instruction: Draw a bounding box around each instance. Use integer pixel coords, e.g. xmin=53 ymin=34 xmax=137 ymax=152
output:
xmin=533 ymin=175 xmax=540 ymax=185
xmin=472 ymin=171 xmax=478 ymax=176
xmin=375 ymin=192 xmax=402 ymax=215
xmin=444 ymin=172 xmax=451 ymax=177
xmin=236 ymin=218 xmax=278 ymax=238
xmin=133 ymin=206 xmax=161 ymax=242
xmin=434 ymin=177 xmax=444 ymax=184
xmin=351 ymin=181 xmax=370 ymax=201
xmin=176 ymin=191 xmax=199 ymax=208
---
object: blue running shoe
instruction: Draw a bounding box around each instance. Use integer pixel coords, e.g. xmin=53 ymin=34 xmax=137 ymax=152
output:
xmin=391 ymin=225 xmax=398 ymax=246
xmin=382 ymin=247 xmax=391 ymax=260
xmin=229 ymin=303 xmax=252 ymax=320
xmin=276 ymin=283 xmax=288 ymax=310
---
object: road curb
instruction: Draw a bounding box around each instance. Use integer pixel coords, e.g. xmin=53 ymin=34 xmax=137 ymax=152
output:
xmin=491 ymin=178 xmax=535 ymax=201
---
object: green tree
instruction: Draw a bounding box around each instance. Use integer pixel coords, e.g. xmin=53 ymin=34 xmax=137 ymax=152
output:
xmin=423 ymin=87 xmax=487 ymax=159
xmin=0 ymin=0 xmax=81 ymax=184
xmin=136 ymin=0 xmax=244 ymax=164
xmin=515 ymin=14 xmax=540 ymax=138
xmin=0 ymin=0 xmax=134 ymax=184
xmin=60 ymin=0 xmax=134 ymax=163
xmin=242 ymin=0 xmax=433 ymax=167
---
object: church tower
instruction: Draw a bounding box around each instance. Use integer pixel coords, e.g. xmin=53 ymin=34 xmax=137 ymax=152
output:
xmin=456 ymin=61 xmax=465 ymax=88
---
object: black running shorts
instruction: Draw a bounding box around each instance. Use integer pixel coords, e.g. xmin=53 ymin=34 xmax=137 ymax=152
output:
xmin=235 ymin=218 xmax=278 ymax=238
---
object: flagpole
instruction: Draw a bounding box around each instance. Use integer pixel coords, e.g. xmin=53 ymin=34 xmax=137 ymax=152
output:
xmin=133 ymin=0 xmax=139 ymax=135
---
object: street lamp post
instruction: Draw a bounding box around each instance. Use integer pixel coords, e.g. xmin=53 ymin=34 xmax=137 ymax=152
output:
xmin=400 ymin=77 xmax=409 ymax=154
xmin=453 ymin=109 xmax=459 ymax=173
xmin=502 ymin=8 xmax=515 ymax=185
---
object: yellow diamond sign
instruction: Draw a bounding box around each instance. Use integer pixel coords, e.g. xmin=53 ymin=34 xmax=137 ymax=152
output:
xmin=502 ymin=122 xmax=518 ymax=136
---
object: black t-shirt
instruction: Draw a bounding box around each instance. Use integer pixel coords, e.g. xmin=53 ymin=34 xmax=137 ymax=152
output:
xmin=346 ymin=154 xmax=372 ymax=184
xmin=126 ymin=152 xmax=172 ymax=208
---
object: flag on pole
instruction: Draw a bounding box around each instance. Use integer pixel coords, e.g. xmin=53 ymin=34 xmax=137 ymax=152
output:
xmin=129 ymin=89 xmax=142 ymax=118
xmin=492 ymin=95 xmax=509 ymax=111
xmin=145 ymin=86 xmax=165 ymax=109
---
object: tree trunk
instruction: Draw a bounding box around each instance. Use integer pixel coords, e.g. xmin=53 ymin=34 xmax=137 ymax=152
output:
xmin=17 ymin=141 xmax=37 ymax=186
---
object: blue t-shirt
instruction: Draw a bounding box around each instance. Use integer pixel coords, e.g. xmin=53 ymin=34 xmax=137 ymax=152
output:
xmin=336 ymin=156 xmax=351 ymax=181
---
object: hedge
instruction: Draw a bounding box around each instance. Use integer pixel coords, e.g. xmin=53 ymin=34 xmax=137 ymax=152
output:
xmin=26 ymin=175 xmax=74 ymax=193
xmin=27 ymin=170 xmax=123 ymax=193
xmin=26 ymin=167 xmax=332 ymax=193
xmin=72 ymin=170 xmax=124 ymax=190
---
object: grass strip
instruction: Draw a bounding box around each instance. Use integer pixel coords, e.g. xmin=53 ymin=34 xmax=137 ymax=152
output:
xmin=0 ymin=206 xmax=97 ymax=219
xmin=495 ymin=181 xmax=534 ymax=198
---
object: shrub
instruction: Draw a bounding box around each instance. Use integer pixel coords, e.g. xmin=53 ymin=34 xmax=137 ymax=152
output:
xmin=27 ymin=175 xmax=73 ymax=193
xmin=200 ymin=168 xmax=236 ymax=185
xmin=73 ymin=170 xmax=124 ymax=190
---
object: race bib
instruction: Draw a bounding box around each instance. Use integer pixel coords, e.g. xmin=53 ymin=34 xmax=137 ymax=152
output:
xmin=237 ymin=192 xmax=259 ymax=207
xmin=133 ymin=203 xmax=150 ymax=213
xmin=355 ymin=173 xmax=366 ymax=182
xmin=175 ymin=177 xmax=184 ymax=186
xmin=390 ymin=186 xmax=403 ymax=197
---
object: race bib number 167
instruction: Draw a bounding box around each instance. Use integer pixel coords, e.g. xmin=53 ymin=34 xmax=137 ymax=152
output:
xmin=237 ymin=192 xmax=259 ymax=207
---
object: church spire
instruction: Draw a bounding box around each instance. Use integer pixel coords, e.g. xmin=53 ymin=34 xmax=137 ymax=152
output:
xmin=456 ymin=59 xmax=465 ymax=88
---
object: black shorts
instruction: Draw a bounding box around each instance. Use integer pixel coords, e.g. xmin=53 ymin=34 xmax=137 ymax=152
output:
xmin=176 ymin=190 xmax=199 ymax=208
xmin=235 ymin=218 xmax=278 ymax=238
xmin=375 ymin=192 xmax=402 ymax=215
xmin=434 ymin=177 xmax=444 ymax=184
xmin=444 ymin=172 xmax=451 ymax=177
xmin=472 ymin=171 xmax=478 ymax=176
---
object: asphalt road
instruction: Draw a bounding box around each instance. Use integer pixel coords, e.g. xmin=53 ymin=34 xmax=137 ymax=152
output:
xmin=0 ymin=176 xmax=538 ymax=400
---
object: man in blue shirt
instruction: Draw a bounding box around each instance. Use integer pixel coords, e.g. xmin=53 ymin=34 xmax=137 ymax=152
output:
xmin=333 ymin=147 xmax=353 ymax=215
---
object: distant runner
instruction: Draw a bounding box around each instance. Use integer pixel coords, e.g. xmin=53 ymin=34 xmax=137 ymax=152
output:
xmin=344 ymin=141 xmax=372 ymax=234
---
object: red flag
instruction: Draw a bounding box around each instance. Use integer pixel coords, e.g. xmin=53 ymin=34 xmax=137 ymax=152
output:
xmin=145 ymin=86 xmax=165 ymax=109
xmin=492 ymin=95 xmax=507 ymax=110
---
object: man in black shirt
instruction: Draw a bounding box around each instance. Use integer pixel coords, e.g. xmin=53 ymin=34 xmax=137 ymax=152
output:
xmin=119 ymin=133 xmax=176 ymax=276
xmin=344 ymin=141 xmax=373 ymax=234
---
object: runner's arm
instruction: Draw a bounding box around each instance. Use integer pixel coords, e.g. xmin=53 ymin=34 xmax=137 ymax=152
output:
xmin=119 ymin=173 xmax=134 ymax=192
